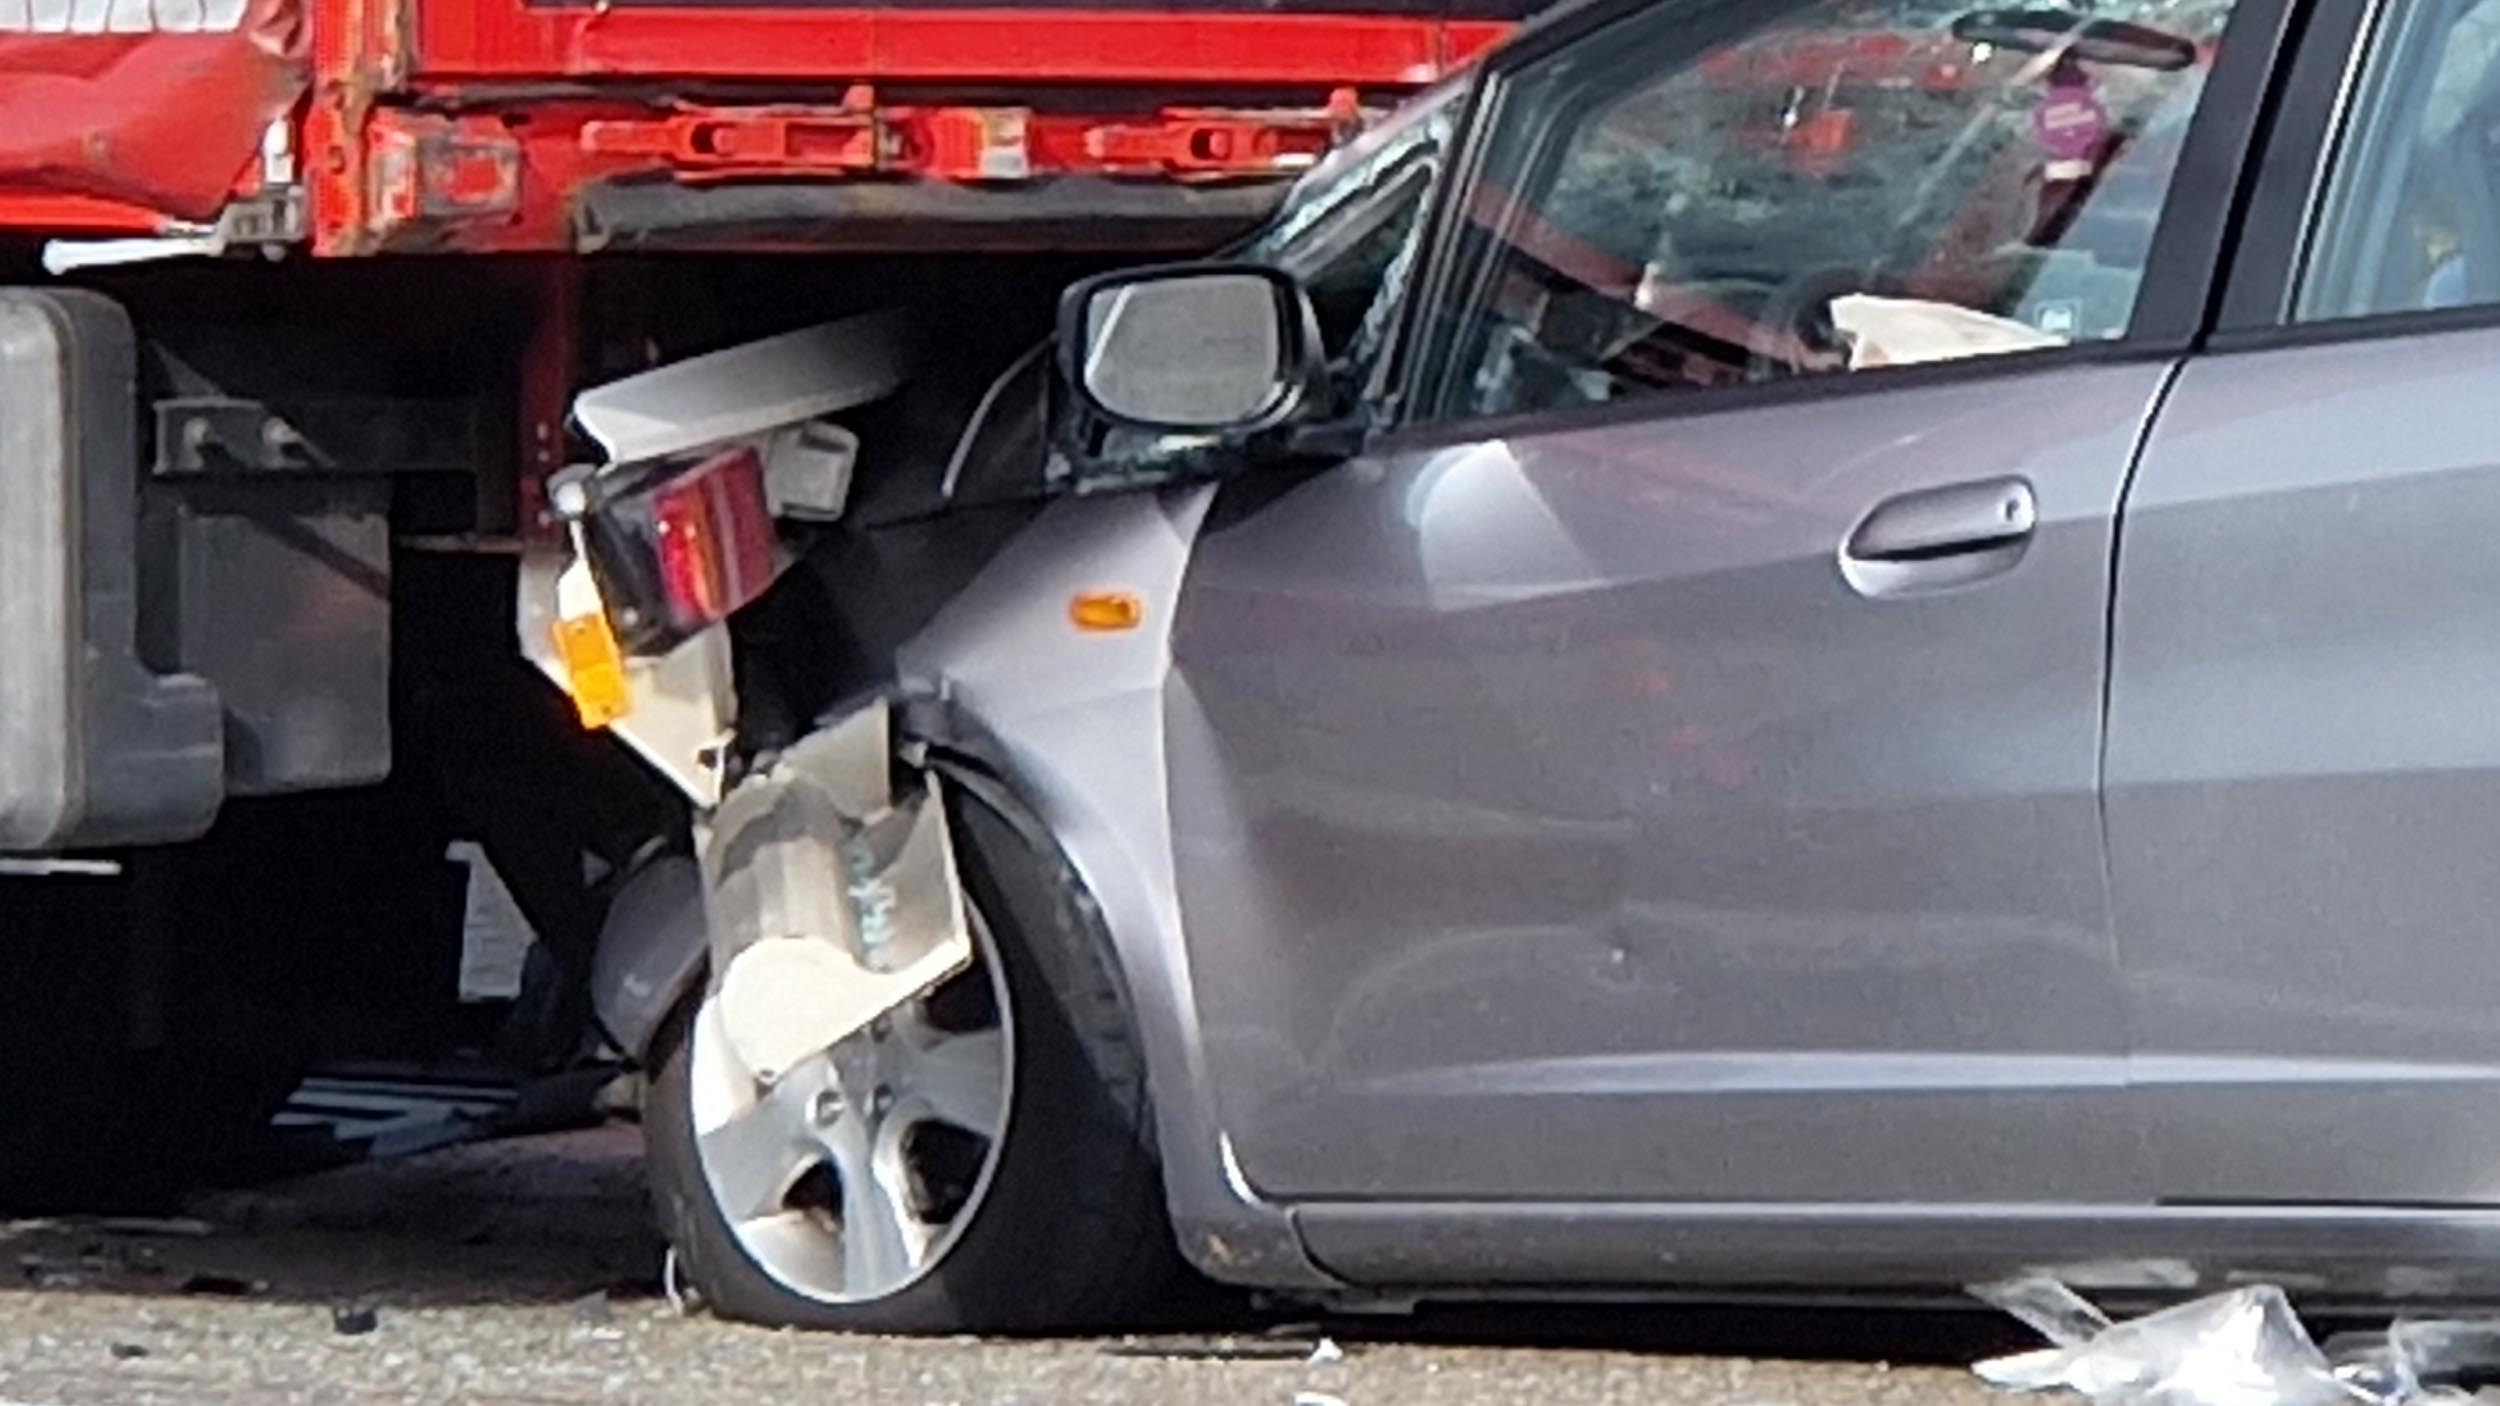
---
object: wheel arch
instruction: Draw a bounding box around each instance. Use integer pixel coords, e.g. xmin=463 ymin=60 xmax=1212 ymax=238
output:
xmin=897 ymin=695 xmax=1341 ymax=1294
xmin=867 ymin=485 xmax=1339 ymax=1293
xmin=586 ymin=696 xmax=1339 ymax=1293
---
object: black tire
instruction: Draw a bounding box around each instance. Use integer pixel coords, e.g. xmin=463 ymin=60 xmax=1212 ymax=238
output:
xmin=644 ymin=775 xmax=1181 ymax=1332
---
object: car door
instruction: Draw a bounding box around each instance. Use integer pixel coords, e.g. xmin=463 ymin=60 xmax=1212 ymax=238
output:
xmin=1161 ymin=0 xmax=2281 ymax=1223
xmin=2112 ymin=0 xmax=2500 ymax=1206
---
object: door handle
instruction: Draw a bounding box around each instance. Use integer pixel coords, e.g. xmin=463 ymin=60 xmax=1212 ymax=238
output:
xmin=1840 ymin=477 xmax=2036 ymax=597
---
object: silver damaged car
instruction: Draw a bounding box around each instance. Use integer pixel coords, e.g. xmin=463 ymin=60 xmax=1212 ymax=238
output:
xmin=590 ymin=0 xmax=2500 ymax=1332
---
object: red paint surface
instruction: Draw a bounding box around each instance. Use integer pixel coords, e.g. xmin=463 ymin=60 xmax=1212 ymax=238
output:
xmin=3 ymin=0 xmax=1504 ymax=248
xmin=415 ymin=5 xmax=1490 ymax=86
xmin=0 ymin=0 xmax=305 ymax=227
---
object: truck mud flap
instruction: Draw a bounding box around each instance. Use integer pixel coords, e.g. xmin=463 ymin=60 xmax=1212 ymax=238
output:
xmin=0 ymin=290 xmax=223 ymax=852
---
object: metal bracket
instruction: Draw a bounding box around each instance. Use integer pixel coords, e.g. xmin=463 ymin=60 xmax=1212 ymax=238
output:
xmin=360 ymin=112 xmax=525 ymax=249
xmin=580 ymin=106 xmax=887 ymax=176
xmin=39 ymin=189 xmax=305 ymax=276
xmin=518 ymin=549 xmax=737 ymax=809
xmin=570 ymin=91 xmax=1357 ymax=184
xmin=217 ymin=188 xmax=306 ymax=247
xmin=154 ymin=398 xmax=323 ymax=476
xmin=150 ymin=390 xmax=487 ymax=479
xmin=1083 ymin=95 xmax=1358 ymax=177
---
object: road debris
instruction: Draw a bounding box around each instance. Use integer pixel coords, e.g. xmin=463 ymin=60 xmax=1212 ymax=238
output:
xmin=1104 ymin=1333 xmax=1319 ymax=1361
xmin=19 ymin=1231 xmax=171 ymax=1289
xmin=333 ymin=1302 xmax=380 ymax=1336
xmin=1311 ymin=1337 xmax=1347 ymax=1366
xmin=18 ymin=1254 xmax=81 ymax=1290
xmin=662 ymin=1245 xmax=696 ymax=1316
xmin=91 ymin=1216 xmax=215 ymax=1238
xmin=0 ymin=1128 xmax=2007 ymax=1406
xmin=1293 ymin=1391 xmax=1349 ymax=1406
xmin=178 ymin=1271 xmax=262 ymax=1297
xmin=1973 ymin=1278 xmax=2500 ymax=1406
xmin=107 ymin=1342 xmax=148 ymax=1360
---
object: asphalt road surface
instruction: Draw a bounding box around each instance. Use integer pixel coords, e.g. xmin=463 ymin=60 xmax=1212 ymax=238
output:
xmin=0 ymin=1126 xmax=2028 ymax=1406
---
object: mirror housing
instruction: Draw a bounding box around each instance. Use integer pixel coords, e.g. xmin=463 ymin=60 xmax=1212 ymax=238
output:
xmin=1055 ymin=263 xmax=1324 ymax=436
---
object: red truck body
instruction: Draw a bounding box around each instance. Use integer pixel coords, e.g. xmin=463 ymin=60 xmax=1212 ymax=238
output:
xmin=0 ymin=0 xmax=1509 ymax=254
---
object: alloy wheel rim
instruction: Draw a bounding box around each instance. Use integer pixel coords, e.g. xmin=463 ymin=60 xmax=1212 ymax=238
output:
xmin=688 ymin=907 xmax=1015 ymax=1305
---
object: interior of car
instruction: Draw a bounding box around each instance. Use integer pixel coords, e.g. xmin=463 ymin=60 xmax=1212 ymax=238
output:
xmin=1444 ymin=0 xmax=2227 ymax=417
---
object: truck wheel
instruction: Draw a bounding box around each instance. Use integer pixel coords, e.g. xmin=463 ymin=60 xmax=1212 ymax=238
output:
xmin=643 ymin=782 xmax=1178 ymax=1331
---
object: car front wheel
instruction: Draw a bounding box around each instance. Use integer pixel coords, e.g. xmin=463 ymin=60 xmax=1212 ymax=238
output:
xmin=642 ymin=781 xmax=1179 ymax=1332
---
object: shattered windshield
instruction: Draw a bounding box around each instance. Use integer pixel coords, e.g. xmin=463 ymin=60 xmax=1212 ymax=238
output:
xmin=1429 ymin=0 xmax=2237 ymax=417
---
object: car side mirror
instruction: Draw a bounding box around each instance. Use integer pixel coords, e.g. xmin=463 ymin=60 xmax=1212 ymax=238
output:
xmin=1056 ymin=264 xmax=1323 ymax=435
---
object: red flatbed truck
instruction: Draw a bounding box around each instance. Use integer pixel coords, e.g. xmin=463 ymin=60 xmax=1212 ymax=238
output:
xmin=0 ymin=0 xmax=1513 ymax=1198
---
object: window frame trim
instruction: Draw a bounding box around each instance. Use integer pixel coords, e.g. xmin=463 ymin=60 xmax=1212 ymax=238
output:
xmin=2210 ymin=0 xmax=2377 ymax=336
xmin=1368 ymin=334 xmax=2174 ymax=454
xmin=1370 ymin=0 xmax=2309 ymax=442
xmin=2205 ymin=0 xmax=2500 ymax=352
xmin=1370 ymin=64 xmax=1498 ymax=425
xmin=1259 ymin=143 xmax=1449 ymax=405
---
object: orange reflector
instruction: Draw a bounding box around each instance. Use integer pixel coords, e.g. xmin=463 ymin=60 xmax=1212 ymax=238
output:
xmin=1070 ymin=591 xmax=1145 ymax=632
xmin=552 ymin=610 xmax=632 ymax=729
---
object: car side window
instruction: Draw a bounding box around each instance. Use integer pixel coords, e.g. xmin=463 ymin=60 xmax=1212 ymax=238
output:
xmin=1418 ymin=0 xmax=2241 ymax=424
xmin=2298 ymin=0 xmax=2500 ymax=319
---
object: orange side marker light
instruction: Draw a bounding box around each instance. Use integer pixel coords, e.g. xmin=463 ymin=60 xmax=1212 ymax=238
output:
xmin=552 ymin=551 xmax=632 ymax=729
xmin=553 ymin=610 xmax=632 ymax=729
xmin=1070 ymin=591 xmax=1145 ymax=633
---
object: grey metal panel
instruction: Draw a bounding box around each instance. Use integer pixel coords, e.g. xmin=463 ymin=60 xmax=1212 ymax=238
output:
xmin=2109 ymin=327 xmax=2500 ymax=1205
xmin=145 ymin=480 xmax=392 ymax=794
xmin=1165 ymin=363 xmax=2172 ymax=1204
xmin=1295 ymin=1199 xmax=2500 ymax=1302
xmin=894 ymin=488 xmax=1342 ymax=1291
xmin=0 ymin=289 xmax=222 ymax=851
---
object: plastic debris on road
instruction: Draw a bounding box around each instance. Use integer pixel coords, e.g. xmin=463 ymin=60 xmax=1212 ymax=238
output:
xmin=1973 ymin=1278 xmax=2500 ymax=1406
xmin=91 ymin=1216 xmax=214 ymax=1239
xmin=1102 ymin=1333 xmax=1308 ymax=1361
xmin=662 ymin=1246 xmax=697 ymax=1317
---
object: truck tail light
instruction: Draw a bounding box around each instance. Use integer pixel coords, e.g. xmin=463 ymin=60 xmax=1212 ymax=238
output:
xmin=655 ymin=447 xmax=777 ymax=624
xmin=579 ymin=445 xmax=781 ymax=654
